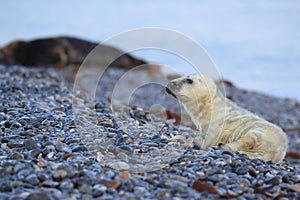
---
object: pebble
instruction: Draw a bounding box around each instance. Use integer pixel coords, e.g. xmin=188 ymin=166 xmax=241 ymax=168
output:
xmin=117 ymin=145 xmax=133 ymax=152
xmin=25 ymin=193 xmax=52 ymax=200
xmin=71 ymin=146 xmax=88 ymax=152
xmin=11 ymin=181 xmax=23 ymax=188
xmin=28 ymin=149 xmax=42 ymax=158
xmin=0 ymin=194 xmax=9 ymax=200
xmin=247 ymin=167 xmax=257 ymax=177
xmin=292 ymin=175 xmax=300 ymax=183
xmin=0 ymin=182 xmax=12 ymax=192
xmin=37 ymin=172 xmax=51 ymax=182
xmin=55 ymin=142 xmax=71 ymax=153
xmin=221 ymin=150 xmax=234 ymax=157
xmin=25 ymin=174 xmax=40 ymax=185
xmin=93 ymin=184 xmax=107 ymax=192
xmin=235 ymin=166 xmax=249 ymax=175
xmin=134 ymin=186 xmax=148 ymax=196
xmin=24 ymin=138 xmax=39 ymax=150
xmin=265 ymin=175 xmax=282 ymax=185
xmin=141 ymin=142 xmax=158 ymax=147
xmin=108 ymin=161 xmax=130 ymax=170
xmin=0 ymin=65 xmax=299 ymax=199
xmin=282 ymin=173 xmax=290 ymax=183
xmin=1 ymin=143 xmax=7 ymax=150
xmin=59 ymin=178 xmax=74 ymax=189
xmin=53 ymin=170 xmax=68 ymax=180
xmin=40 ymin=180 xmax=60 ymax=188
xmin=13 ymin=163 xmax=26 ymax=173
xmin=9 ymin=152 xmax=24 ymax=160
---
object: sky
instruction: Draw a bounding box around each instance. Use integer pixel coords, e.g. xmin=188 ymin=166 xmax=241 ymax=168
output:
xmin=1 ymin=0 xmax=300 ymax=100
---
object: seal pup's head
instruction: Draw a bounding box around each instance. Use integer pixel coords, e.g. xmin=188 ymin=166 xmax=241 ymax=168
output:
xmin=166 ymin=74 xmax=218 ymax=108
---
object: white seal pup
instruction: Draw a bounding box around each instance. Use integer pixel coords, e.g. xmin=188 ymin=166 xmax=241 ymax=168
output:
xmin=166 ymin=74 xmax=288 ymax=163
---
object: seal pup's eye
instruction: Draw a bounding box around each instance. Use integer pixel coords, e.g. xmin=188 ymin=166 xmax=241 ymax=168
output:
xmin=186 ymin=78 xmax=193 ymax=84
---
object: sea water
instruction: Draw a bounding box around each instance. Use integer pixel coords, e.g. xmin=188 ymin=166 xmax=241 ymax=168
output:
xmin=0 ymin=1 xmax=299 ymax=100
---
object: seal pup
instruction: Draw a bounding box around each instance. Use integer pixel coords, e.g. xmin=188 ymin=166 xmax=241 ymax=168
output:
xmin=166 ymin=74 xmax=288 ymax=163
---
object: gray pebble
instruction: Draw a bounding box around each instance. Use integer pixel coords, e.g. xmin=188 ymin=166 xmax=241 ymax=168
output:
xmin=71 ymin=145 xmax=88 ymax=152
xmin=25 ymin=174 xmax=40 ymax=185
xmin=0 ymin=193 xmax=9 ymax=200
xmin=24 ymin=138 xmax=39 ymax=150
xmin=28 ymin=149 xmax=42 ymax=158
xmin=55 ymin=142 xmax=71 ymax=153
xmin=9 ymin=152 xmax=24 ymax=160
xmin=108 ymin=161 xmax=130 ymax=170
xmin=41 ymin=119 xmax=51 ymax=126
xmin=17 ymin=169 xmax=33 ymax=179
xmin=282 ymin=173 xmax=290 ymax=183
xmin=25 ymin=193 xmax=52 ymax=200
xmin=235 ymin=166 xmax=249 ymax=175
xmin=265 ymin=175 xmax=282 ymax=185
xmin=41 ymin=180 xmax=59 ymax=188
xmin=0 ymin=182 xmax=12 ymax=192
xmin=117 ymin=145 xmax=133 ymax=152
xmin=59 ymin=178 xmax=74 ymax=189
xmin=13 ymin=163 xmax=26 ymax=173
xmin=53 ymin=170 xmax=68 ymax=180
xmin=292 ymin=174 xmax=300 ymax=183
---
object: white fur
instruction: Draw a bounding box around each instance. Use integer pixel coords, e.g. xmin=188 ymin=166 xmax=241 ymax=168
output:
xmin=167 ymin=74 xmax=288 ymax=163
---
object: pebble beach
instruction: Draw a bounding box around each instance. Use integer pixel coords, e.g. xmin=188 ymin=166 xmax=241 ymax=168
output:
xmin=0 ymin=65 xmax=300 ymax=199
